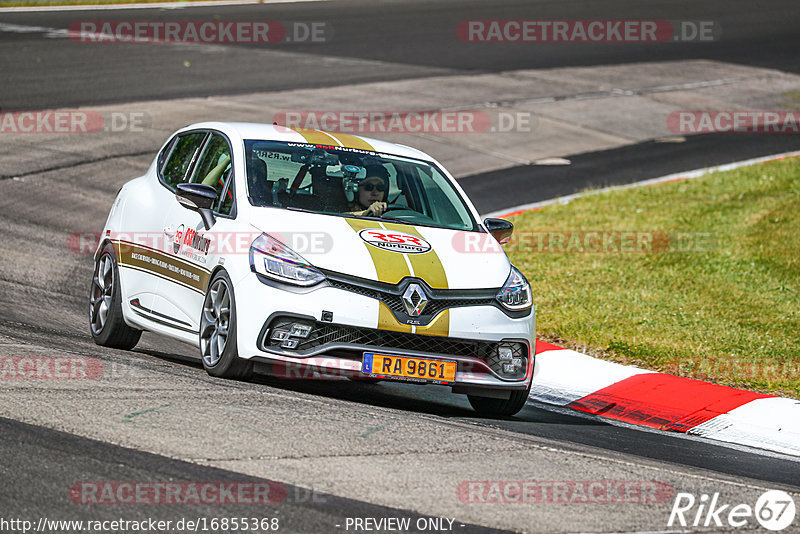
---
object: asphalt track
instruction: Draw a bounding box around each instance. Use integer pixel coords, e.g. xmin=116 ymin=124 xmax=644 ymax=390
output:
xmin=2 ymin=0 xmax=800 ymax=532
xmin=462 ymin=132 xmax=800 ymax=215
xmin=0 ymin=417 xmax=501 ymax=533
xmin=0 ymin=0 xmax=799 ymax=109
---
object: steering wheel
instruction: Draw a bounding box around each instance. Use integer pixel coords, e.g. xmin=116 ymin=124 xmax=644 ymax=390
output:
xmin=379 ymin=203 xmax=411 ymax=216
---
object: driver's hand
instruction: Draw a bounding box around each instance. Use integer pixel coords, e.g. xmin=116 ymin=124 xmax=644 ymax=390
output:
xmin=366 ymin=201 xmax=387 ymax=216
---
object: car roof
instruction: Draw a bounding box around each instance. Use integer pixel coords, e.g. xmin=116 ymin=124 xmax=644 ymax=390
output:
xmin=181 ymin=121 xmax=434 ymax=162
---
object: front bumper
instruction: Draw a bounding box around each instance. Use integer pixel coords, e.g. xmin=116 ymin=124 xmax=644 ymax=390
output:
xmin=233 ymin=273 xmax=535 ymax=391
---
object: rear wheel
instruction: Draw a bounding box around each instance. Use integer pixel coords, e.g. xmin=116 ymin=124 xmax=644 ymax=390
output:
xmin=89 ymin=244 xmax=142 ymax=350
xmin=200 ymin=271 xmax=253 ymax=380
xmin=468 ymin=382 xmax=532 ymax=417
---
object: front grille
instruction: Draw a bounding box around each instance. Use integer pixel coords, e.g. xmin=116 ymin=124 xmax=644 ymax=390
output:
xmin=382 ymin=294 xmax=406 ymax=313
xmin=262 ymin=317 xmax=528 ymax=379
xmin=424 ymin=297 xmax=495 ymax=316
xmin=326 ymin=278 xmax=496 ymax=316
xmin=299 ymin=322 xmax=494 ymax=358
xmin=327 ymin=279 xmax=405 ymax=311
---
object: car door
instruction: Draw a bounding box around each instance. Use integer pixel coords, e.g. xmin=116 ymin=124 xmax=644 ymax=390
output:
xmin=115 ymin=130 xmax=207 ymax=328
xmin=159 ymin=131 xmax=237 ymax=332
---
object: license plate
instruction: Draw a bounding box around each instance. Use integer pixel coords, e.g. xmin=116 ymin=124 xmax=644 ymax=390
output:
xmin=362 ymin=353 xmax=456 ymax=383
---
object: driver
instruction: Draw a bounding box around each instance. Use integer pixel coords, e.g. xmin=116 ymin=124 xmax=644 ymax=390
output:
xmin=347 ymin=165 xmax=389 ymax=217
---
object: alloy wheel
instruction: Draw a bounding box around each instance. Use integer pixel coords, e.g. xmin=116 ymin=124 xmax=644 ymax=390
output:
xmin=200 ymin=278 xmax=231 ymax=367
xmin=90 ymin=254 xmax=114 ymax=335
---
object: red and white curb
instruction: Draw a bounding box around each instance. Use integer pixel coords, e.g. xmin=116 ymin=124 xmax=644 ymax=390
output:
xmin=487 ymin=150 xmax=800 ymax=457
xmin=531 ymin=340 xmax=800 ymax=457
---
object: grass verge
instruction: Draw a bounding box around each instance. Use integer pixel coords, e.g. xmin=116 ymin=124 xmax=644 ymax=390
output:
xmin=509 ymin=156 xmax=800 ymax=398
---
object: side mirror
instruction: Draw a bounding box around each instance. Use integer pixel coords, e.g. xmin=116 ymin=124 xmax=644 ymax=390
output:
xmin=176 ymin=183 xmax=217 ymax=230
xmin=484 ymin=218 xmax=514 ymax=245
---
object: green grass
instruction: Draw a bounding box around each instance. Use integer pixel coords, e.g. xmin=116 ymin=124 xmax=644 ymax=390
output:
xmin=508 ymin=156 xmax=800 ymax=398
xmin=785 ymin=91 xmax=800 ymax=111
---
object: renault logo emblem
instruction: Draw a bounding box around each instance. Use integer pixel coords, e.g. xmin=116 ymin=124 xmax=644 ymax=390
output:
xmin=402 ymin=283 xmax=428 ymax=317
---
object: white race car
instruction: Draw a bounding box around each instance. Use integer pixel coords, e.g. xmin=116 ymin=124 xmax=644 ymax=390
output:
xmin=90 ymin=122 xmax=535 ymax=416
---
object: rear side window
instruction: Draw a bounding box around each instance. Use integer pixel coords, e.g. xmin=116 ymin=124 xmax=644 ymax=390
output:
xmin=161 ymin=132 xmax=207 ymax=191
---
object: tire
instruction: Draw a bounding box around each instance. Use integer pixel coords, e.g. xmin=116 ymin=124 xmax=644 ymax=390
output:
xmin=90 ymin=243 xmax=142 ymax=350
xmin=468 ymin=381 xmax=532 ymax=417
xmin=200 ymin=270 xmax=253 ymax=380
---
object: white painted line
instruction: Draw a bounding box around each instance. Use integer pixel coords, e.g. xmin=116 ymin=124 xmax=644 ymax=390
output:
xmin=482 ymin=149 xmax=800 ymax=219
xmin=0 ymin=22 xmax=64 ymax=37
xmin=533 ymin=157 xmax=571 ymax=165
xmin=654 ymin=136 xmax=686 ymax=143
xmin=0 ymin=0 xmax=326 ymax=13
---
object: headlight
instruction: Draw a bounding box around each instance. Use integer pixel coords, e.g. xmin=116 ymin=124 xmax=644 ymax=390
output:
xmin=496 ymin=266 xmax=532 ymax=311
xmin=249 ymin=233 xmax=325 ymax=287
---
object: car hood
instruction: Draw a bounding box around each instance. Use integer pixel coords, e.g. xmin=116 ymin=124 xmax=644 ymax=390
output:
xmin=247 ymin=209 xmax=511 ymax=289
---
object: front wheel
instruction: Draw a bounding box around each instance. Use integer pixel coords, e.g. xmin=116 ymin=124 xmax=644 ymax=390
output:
xmin=90 ymin=244 xmax=142 ymax=350
xmin=199 ymin=271 xmax=253 ymax=380
xmin=468 ymin=382 xmax=532 ymax=417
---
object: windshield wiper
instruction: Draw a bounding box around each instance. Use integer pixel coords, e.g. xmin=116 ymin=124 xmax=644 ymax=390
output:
xmin=284 ymin=206 xmax=316 ymax=214
xmin=348 ymin=213 xmax=410 ymax=225
xmin=376 ymin=215 xmax=410 ymax=224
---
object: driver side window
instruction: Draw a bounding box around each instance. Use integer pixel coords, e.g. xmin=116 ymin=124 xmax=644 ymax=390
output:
xmin=161 ymin=132 xmax=208 ymax=191
xmin=190 ymin=133 xmax=234 ymax=216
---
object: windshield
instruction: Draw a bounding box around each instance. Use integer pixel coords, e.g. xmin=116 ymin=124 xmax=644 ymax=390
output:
xmin=243 ymin=140 xmax=478 ymax=231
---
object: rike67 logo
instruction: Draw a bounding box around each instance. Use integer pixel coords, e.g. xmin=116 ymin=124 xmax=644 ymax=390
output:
xmin=669 ymin=490 xmax=796 ymax=531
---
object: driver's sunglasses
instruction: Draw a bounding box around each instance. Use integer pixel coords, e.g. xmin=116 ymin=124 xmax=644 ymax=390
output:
xmin=359 ymin=182 xmax=386 ymax=192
